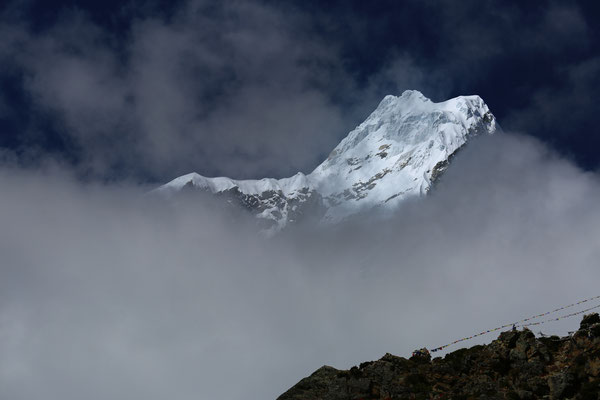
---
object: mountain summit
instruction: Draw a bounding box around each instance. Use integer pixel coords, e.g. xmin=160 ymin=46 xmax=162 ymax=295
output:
xmin=153 ymin=91 xmax=498 ymax=233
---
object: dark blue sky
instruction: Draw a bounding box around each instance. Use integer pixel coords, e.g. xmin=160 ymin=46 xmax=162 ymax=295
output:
xmin=1 ymin=0 xmax=599 ymax=182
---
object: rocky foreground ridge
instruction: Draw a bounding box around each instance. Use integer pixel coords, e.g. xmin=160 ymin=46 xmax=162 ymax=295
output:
xmin=278 ymin=314 xmax=600 ymax=400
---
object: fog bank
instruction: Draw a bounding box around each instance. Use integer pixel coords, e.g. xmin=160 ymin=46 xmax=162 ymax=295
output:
xmin=1 ymin=133 xmax=599 ymax=399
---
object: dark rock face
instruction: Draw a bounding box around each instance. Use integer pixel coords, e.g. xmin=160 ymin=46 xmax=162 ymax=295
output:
xmin=278 ymin=314 xmax=600 ymax=400
xmin=581 ymin=313 xmax=600 ymax=330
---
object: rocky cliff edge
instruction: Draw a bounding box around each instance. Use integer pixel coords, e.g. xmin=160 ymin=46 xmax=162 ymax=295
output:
xmin=278 ymin=314 xmax=600 ymax=400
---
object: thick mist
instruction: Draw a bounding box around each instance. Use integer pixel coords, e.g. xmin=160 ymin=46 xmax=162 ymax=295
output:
xmin=1 ymin=133 xmax=600 ymax=400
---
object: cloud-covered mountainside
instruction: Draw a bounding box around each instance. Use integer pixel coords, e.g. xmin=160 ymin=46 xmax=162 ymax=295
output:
xmin=3 ymin=129 xmax=600 ymax=400
xmin=153 ymin=90 xmax=497 ymax=233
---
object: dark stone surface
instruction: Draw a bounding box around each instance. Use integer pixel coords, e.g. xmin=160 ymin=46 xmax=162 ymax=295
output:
xmin=278 ymin=314 xmax=600 ymax=400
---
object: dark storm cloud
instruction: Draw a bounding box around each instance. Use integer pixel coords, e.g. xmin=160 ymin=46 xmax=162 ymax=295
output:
xmin=2 ymin=134 xmax=600 ymax=400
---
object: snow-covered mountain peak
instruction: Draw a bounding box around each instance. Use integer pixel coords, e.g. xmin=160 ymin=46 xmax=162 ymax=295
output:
xmin=153 ymin=91 xmax=498 ymax=232
xmin=399 ymin=89 xmax=429 ymax=101
xmin=319 ymin=92 xmax=491 ymax=163
xmin=307 ymin=92 xmax=496 ymax=221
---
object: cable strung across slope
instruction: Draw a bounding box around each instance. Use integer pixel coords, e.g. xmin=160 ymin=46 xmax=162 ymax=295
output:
xmin=429 ymin=294 xmax=600 ymax=353
xmin=517 ymin=303 xmax=600 ymax=328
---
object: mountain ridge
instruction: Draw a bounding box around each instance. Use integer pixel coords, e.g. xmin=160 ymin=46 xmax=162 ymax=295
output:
xmin=277 ymin=313 xmax=600 ymax=400
xmin=153 ymin=90 xmax=498 ymax=233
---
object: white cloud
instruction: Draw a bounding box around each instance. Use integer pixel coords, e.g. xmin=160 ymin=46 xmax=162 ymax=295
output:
xmin=1 ymin=133 xmax=600 ymax=399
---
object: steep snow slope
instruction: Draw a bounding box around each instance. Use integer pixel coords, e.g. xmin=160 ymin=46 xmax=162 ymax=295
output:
xmin=153 ymin=90 xmax=498 ymax=232
xmin=309 ymin=90 xmax=497 ymax=222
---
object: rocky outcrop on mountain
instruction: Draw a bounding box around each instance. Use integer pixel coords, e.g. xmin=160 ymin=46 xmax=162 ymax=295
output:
xmin=278 ymin=314 xmax=600 ymax=400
